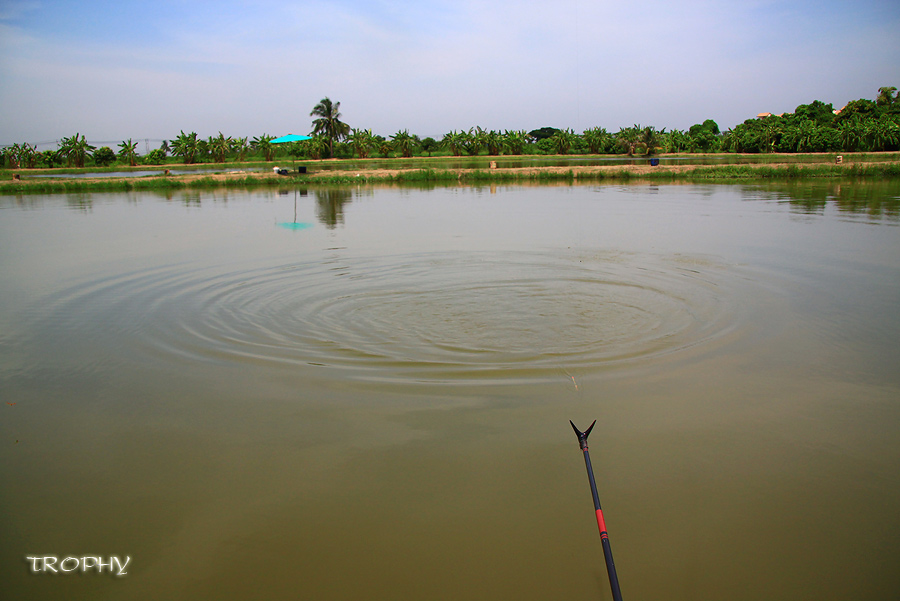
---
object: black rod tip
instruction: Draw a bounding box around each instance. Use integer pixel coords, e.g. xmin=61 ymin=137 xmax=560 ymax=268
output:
xmin=570 ymin=420 xmax=596 ymax=449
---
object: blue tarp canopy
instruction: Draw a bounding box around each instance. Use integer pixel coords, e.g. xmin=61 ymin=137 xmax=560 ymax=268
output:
xmin=271 ymin=133 xmax=312 ymax=143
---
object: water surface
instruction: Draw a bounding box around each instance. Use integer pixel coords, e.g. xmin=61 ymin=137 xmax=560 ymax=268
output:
xmin=1 ymin=181 xmax=898 ymax=600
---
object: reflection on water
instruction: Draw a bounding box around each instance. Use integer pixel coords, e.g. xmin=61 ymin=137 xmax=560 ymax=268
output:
xmin=314 ymin=187 xmax=353 ymax=228
xmin=3 ymin=179 xmax=899 ymax=224
xmin=743 ymin=180 xmax=900 ymax=220
xmin=1 ymin=182 xmax=899 ymax=601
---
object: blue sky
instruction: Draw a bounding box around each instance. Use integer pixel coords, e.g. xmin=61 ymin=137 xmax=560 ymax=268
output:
xmin=1 ymin=0 xmax=898 ymax=147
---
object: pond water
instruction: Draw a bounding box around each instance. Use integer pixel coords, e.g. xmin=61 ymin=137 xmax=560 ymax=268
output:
xmin=1 ymin=181 xmax=899 ymax=601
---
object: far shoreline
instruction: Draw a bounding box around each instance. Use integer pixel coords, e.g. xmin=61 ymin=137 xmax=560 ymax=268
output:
xmin=2 ymin=152 xmax=898 ymax=193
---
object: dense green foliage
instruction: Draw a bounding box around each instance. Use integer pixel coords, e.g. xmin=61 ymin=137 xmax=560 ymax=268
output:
xmin=3 ymin=87 xmax=899 ymax=170
xmin=93 ymin=146 xmax=116 ymax=166
xmin=721 ymin=96 xmax=900 ymax=153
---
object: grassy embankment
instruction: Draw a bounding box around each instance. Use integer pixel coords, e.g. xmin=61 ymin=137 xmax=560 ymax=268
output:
xmin=2 ymin=154 xmax=899 ymax=194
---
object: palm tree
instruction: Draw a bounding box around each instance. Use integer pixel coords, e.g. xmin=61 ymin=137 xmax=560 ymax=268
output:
xmin=876 ymin=86 xmax=897 ymax=106
xmin=310 ymin=97 xmax=350 ymax=158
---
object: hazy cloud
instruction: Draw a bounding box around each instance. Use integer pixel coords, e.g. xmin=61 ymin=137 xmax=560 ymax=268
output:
xmin=2 ymin=0 xmax=898 ymax=146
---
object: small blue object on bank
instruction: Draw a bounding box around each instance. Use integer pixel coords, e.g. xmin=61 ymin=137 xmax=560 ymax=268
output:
xmin=650 ymin=158 xmax=660 ymax=166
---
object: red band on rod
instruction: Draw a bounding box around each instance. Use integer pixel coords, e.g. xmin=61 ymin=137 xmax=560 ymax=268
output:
xmin=595 ymin=508 xmax=608 ymax=537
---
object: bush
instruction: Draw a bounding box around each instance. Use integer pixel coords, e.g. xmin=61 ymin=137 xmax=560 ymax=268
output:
xmin=93 ymin=146 xmax=116 ymax=166
xmin=143 ymin=149 xmax=167 ymax=165
xmin=535 ymin=138 xmax=556 ymax=154
xmin=40 ymin=150 xmax=62 ymax=168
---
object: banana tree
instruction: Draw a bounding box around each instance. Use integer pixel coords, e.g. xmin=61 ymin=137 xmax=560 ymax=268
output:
xmin=871 ymin=116 xmax=900 ymax=151
xmin=463 ymin=127 xmax=486 ymax=156
xmin=615 ymin=126 xmax=640 ymax=156
xmin=503 ymin=130 xmax=528 ymax=155
xmin=118 ymin=138 xmax=139 ymax=166
xmin=40 ymin=149 xmax=62 ymax=168
xmin=209 ymin=132 xmax=232 ymax=163
xmin=551 ymin=128 xmax=577 ymax=154
xmin=665 ymin=129 xmax=692 ymax=153
xmin=301 ymin=136 xmax=328 ymax=160
xmin=582 ymin=127 xmax=612 ymax=154
xmin=251 ymin=134 xmax=276 ymax=161
xmin=441 ymin=130 xmax=466 ymax=156
xmin=59 ymin=133 xmax=95 ymax=167
xmin=483 ymin=130 xmax=504 ymax=155
xmin=391 ymin=130 xmax=419 ymax=158
xmin=348 ymin=128 xmax=375 ymax=158
xmin=639 ymin=126 xmax=664 ymax=156
xmin=171 ymin=130 xmax=199 ymax=164
xmin=5 ymin=143 xmax=37 ymax=168
xmin=376 ymin=137 xmax=392 ymax=158
xmin=231 ymin=137 xmax=249 ymax=161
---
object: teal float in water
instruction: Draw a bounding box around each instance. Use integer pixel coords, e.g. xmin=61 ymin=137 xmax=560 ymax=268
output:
xmin=278 ymin=221 xmax=312 ymax=230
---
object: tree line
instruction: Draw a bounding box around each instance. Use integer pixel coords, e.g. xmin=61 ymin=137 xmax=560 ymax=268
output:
xmin=3 ymin=88 xmax=898 ymax=169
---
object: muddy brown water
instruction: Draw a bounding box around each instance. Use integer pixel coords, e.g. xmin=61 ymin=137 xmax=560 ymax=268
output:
xmin=2 ymin=181 xmax=898 ymax=600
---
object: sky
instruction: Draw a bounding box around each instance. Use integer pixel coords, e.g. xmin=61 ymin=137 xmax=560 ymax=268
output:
xmin=1 ymin=0 xmax=899 ymax=149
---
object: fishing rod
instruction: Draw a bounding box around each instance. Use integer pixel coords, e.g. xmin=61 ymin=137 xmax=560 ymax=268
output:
xmin=570 ymin=420 xmax=624 ymax=601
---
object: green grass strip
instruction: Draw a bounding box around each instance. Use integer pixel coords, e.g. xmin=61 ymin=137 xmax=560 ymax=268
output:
xmin=2 ymin=162 xmax=898 ymax=194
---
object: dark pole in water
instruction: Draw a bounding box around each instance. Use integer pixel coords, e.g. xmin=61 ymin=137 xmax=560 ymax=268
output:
xmin=570 ymin=420 xmax=624 ymax=601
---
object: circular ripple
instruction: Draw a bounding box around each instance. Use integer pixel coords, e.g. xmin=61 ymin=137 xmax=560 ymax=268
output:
xmin=30 ymin=250 xmax=739 ymax=384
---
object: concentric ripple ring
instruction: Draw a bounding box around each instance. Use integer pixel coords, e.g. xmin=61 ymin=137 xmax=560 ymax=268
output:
xmin=25 ymin=250 xmax=739 ymax=385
